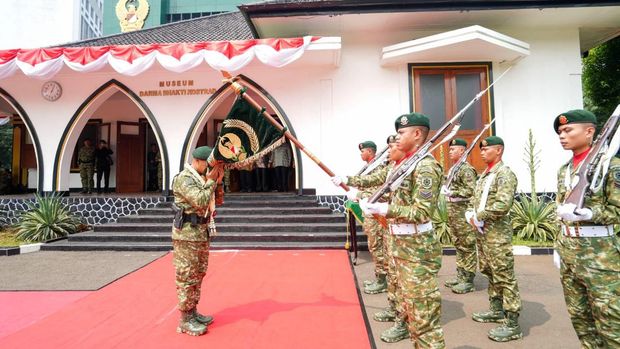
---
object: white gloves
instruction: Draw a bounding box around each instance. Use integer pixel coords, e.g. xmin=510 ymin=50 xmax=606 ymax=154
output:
xmin=331 ymin=176 xmax=347 ymax=186
xmin=557 ymin=203 xmax=593 ymax=222
xmin=346 ymin=188 xmax=359 ymax=201
xmin=440 ymin=186 xmax=452 ymax=197
xmin=360 ymin=199 xmax=389 ymax=216
xmin=465 ymin=210 xmax=484 ymax=233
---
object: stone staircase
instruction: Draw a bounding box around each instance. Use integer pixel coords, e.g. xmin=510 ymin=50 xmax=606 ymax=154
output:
xmin=42 ymin=193 xmax=366 ymax=251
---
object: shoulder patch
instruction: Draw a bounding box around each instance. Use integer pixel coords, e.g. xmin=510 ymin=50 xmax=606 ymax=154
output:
xmin=612 ymin=168 xmax=620 ymax=187
xmin=421 ymin=177 xmax=433 ymax=189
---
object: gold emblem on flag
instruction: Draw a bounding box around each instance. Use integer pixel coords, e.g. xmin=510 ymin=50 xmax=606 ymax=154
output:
xmin=116 ymin=0 xmax=150 ymax=33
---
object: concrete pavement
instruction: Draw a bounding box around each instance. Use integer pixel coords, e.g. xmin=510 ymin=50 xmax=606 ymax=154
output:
xmin=353 ymin=252 xmax=580 ymax=349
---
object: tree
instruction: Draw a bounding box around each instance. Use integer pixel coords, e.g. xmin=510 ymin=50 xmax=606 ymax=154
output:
xmin=582 ymin=36 xmax=620 ymax=128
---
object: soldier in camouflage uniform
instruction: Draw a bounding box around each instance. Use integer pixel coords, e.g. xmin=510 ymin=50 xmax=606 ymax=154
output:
xmin=78 ymin=138 xmax=95 ymax=194
xmin=466 ymin=136 xmax=522 ymax=342
xmin=334 ymin=141 xmax=388 ymax=295
xmin=360 ymin=113 xmax=446 ymax=348
xmin=442 ymin=138 xmax=479 ymax=294
xmin=171 ymin=146 xmax=224 ymax=336
xmin=554 ymin=109 xmax=620 ymax=348
xmin=333 ymin=136 xmax=410 ymax=343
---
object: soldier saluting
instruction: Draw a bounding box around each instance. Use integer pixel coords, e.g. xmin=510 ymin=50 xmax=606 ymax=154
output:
xmin=357 ymin=113 xmax=446 ymax=348
xmin=554 ymin=109 xmax=620 ymax=347
xmin=466 ymin=136 xmax=523 ymax=342
xmin=442 ymin=138 xmax=479 ymax=294
xmin=171 ymin=146 xmax=224 ymax=336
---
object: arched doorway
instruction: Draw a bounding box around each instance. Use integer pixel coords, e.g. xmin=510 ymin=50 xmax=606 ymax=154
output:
xmin=53 ymin=80 xmax=169 ymax=194
xmin=0 ymin=88 xmax=43 ymax=194
xmin=181 ymin=75 xmax=303 ymax=194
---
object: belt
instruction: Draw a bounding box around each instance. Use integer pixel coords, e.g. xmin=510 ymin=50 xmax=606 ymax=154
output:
xmin=389 ymin=222 xmax=433 ymax=236
xmin=183 ymin=213 xmax=209 ymax=225
xmin=446 ymin=197 xmax=469 ymax=203
xmin=563 ymin=225 xmax=614 ymax=238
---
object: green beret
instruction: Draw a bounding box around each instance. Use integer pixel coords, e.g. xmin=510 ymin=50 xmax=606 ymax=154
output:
xmin=479 ymin=136 xmax=504 ymax=148
xmin=450 ymin=138 xmax=467 ymax=147
xmin=192 ymin=146 xmax=213 ymax=160
xmin=358 ymin=141 xmax=377 ymax=152
xmin=394 ymin=113 xmax=430 ymax=131
xmin=386 ymin=135 xmax=397 ymax=144
xmin=553 ymin=109 xmax=597 ymax=134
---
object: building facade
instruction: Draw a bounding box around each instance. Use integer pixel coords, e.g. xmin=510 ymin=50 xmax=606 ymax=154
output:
xmin=0 ymin=0 xmax=103 ymax=50
xmin=1 ymin=1 xmax=619 ymax=197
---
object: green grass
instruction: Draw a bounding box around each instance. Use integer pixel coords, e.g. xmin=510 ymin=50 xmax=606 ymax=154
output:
xmin=441 ymin=235 xmax=554 ymax=248
xmin=0 ymin=228 xmax=25 ymax=247
xmin=512 ymin=236 xmax=554 ymax=247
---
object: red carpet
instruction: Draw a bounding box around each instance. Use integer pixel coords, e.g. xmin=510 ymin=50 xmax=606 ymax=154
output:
xmin=0 ymin=291 xmax=91 ymax=338
xmin=0 ymin=250 xmax=371 ymax=349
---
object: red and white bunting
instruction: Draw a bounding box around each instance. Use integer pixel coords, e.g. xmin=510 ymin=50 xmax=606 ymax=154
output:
xmin=0 ymin=36 xmax=320 ymax=80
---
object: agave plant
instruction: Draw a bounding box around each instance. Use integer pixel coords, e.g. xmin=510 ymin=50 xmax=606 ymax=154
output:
xmin=432 ymin=194 xmax=452 ymax=245
xmin=511 ymin=195 xmax=559 ymax=242
xmin=15 ymin=193 xmax=82 ymax=242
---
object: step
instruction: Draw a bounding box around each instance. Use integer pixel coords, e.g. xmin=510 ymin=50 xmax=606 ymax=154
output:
xmin=41 ymin=240 xmax=368 ymax=252
xmin=219 ymin=200 xmax=319 ymax=208
xmin=94 ymin=222 xmax=350 ymax=233
xmin=68 ymin=231 xmax=366 ymax=243
xmin=118 ymin=214 xmax=345 ymax=224
xmin=221 ymin=194 xmax=317 ymax=202
xmin=139 ymin=206 xmax=335 ymax=216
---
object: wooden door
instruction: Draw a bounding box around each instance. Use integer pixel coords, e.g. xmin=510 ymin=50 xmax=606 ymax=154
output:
xmin=412 ymin=66 xmax=491 ymax=172
xmin=116 ymin=121 xmax=145 ymax=193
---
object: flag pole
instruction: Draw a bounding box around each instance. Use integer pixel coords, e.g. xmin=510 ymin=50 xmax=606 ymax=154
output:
xmin=220 ymin=71 xmax=350 ymax=192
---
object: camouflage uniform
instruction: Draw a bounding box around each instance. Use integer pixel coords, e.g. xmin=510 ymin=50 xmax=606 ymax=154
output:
xmin=556 ymin=157 xmax=620 ymax=348
xmin=470 ymin=161 xmax=521 ymax=315
xmin=444 ymin=162 xmax=479 ymax=290
xmin=360 ymin=156 xmax=446 ymax=348
xmin=348 ymin=164 xmax=388 ymax=284
xmin=78 ymin=145 xmax=95 ymax=192
xmin=172 ymin=164 xmax=217 ymax=313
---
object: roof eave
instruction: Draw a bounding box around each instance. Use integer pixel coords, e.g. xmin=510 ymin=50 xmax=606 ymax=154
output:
xmin=240 ymin=0 xmax=620 ymax=18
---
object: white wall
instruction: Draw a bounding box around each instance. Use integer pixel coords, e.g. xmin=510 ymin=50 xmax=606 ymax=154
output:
xmin=0 ymin=0 xmax=80 ymax=49
xmin=0 ymin=24 xmax=586 ymax=195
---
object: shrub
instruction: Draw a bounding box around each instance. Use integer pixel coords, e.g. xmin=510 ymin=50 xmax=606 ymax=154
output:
xmin=432 ymin=195 xmax=452 ymax=245
xmin=15 ymin=194 xmax=82 ymax=242
xmin=511 ymin=195 xmax=559 ymax=242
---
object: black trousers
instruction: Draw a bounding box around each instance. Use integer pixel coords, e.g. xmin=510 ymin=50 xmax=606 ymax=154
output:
xmin=239 ymin=170 xmax=254 ymax=192
xmin=274 ymin=166 xmax=290 ymax=192
xmin=255 ymin=168 xmax=269 ymax=192
xmin=96 ymin=166 xmax=111 ymax=192
xmin=148 ymin=169 xmax=158 ymax=191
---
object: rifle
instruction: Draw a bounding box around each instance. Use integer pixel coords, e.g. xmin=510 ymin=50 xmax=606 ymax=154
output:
xmin=357 ymin=145 xmax=389 ymax=176
xmin=442 ymin=120 xmax=495 ymax=191
xmin=368 ymin=67 xmax=512 ymax=204
xmin=563 ymin=104 xmax=620 ymax=208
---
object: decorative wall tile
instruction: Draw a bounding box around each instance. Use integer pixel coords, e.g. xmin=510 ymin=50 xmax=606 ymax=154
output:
xmin=0 ymin=196 xmax=166 ymax=226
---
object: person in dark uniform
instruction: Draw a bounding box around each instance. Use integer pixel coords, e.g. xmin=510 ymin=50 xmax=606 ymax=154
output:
xmin=147 ymin=143 xmax=160 ymax=191
xmin=94 ymin=140 xmax=113 ymax=194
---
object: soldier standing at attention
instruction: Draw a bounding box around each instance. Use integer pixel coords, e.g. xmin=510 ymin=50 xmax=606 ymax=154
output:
xmin=332 ymin=137 xmax=410 ymax=343
xmin=78 ymin=138 xmax=95 ymax=194
xmin=554 ymin=109 xmax=620 ymax=348
xmin=171 ymin=146 xmax=224 ymax=336
xmin=334 ymin=141 xmax=388 ymax=295
xmin=359 ymin=113 xmax=446 ymax=348
xmin=442 ymin=138 xmax=479 ymax=294
xmin=466 ymin=136 xmax=522 ymax=342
